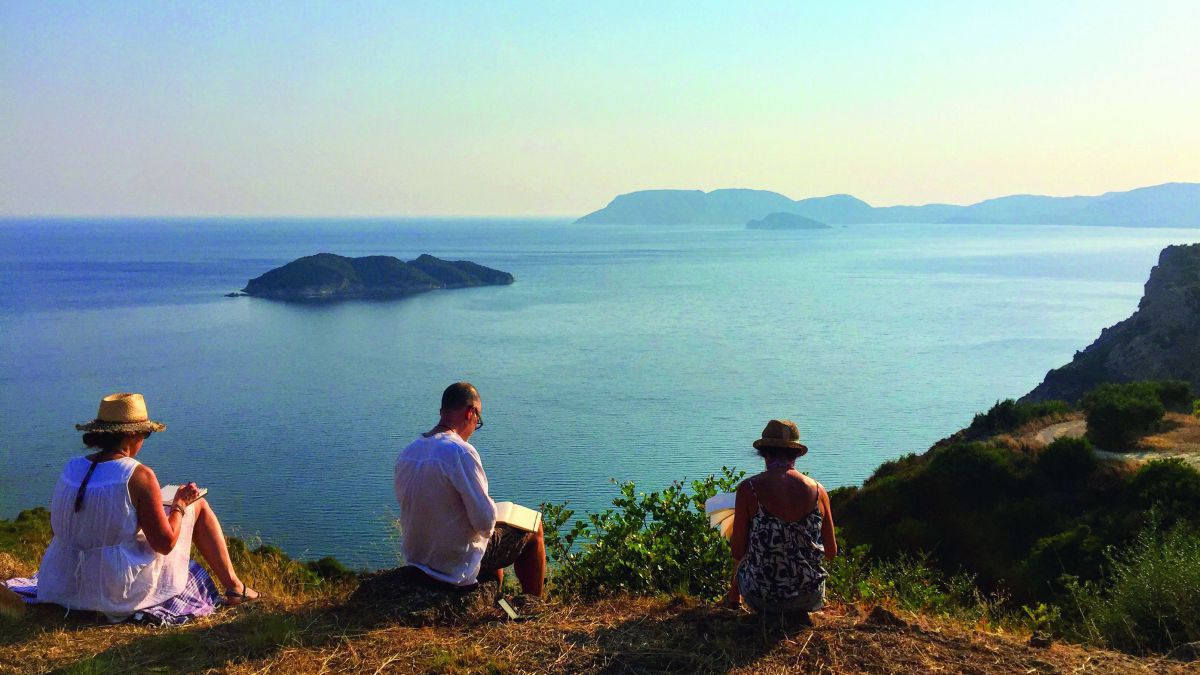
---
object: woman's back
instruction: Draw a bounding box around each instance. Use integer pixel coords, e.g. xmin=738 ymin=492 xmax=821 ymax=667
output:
xmin=736 ymin=471 xmax=828 ymax=610
xmin=747 ymin=470 xmax=819 ymax=521
xmin=38 ymin=456 xmax=192 ymax=616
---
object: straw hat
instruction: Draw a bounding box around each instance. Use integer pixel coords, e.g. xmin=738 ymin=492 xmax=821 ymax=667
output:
xmin=752 ymin=419 xmax=808 ymax=455
xmin=75 ymin=393 xmax=167 ymax=434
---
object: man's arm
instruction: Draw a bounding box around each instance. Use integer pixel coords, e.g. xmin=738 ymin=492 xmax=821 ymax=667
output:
xmin=448 ymin=448 xmax=497 ymax=536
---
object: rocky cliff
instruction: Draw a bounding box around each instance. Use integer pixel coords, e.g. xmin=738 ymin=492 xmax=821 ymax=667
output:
xmin=241 ymin=253 xmax=514 ymax=300
xmin=1024 ymin=243 xmax=1200 ymax=402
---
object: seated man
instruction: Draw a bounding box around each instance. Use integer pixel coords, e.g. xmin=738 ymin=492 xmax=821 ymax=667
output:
xmin=394 ymin=382 xmax=544 ymax=595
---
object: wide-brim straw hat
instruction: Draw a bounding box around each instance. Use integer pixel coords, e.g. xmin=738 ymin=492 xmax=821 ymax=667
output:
xmin=75 ymin=393 xmax=166 ymax=434
xmin=752 ymin=419 xmax=808 ymax=455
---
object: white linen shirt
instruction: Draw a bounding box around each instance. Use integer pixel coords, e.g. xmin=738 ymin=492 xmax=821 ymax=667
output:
xmin=394 ymin=430 xmax=497 ymax=585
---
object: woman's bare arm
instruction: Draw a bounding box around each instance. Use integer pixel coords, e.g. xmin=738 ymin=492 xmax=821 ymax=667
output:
xmin=129 ymin=465 xmax=192 ymax=555
xmin=818 ymin=484 xmax=837 ymax=560
xmin=722 ymin=479 xmax=756 ymax=606
xmin=729 ymin=479 xmax=755 ymax=561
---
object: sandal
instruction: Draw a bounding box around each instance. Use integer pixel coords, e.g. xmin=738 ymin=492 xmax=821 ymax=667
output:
xmin=223 ymin=583 xmax=260 ymax=606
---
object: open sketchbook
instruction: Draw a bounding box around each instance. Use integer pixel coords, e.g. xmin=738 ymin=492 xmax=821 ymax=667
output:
xmin=495 ymin=501 xmax=541 ymax=533
xmin=704 ymin=492 xmax=736 ymax=539
xmin=160 ymin=485 xmax=208 ymax=506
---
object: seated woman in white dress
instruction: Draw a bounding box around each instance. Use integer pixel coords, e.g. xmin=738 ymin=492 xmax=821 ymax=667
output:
xmin=21 ymin=393 xmax=258 ymax=622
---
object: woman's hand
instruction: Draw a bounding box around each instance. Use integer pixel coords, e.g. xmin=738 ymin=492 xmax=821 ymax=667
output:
xmin=172 ymin=482 xmax=200 ymax=507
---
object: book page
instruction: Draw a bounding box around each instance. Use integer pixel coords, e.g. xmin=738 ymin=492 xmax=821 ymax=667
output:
xmin=161 ymin=484 xmax=209 ymax=506
xmin=494 ymin=501 xmax=542 ymax=533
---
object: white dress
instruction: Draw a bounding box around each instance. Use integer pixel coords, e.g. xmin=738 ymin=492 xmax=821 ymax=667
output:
xmin=36 ymin=456 xmax=196 ymax=619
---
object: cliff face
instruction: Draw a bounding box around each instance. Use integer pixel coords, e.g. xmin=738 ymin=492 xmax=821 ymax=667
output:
xmin=242 ymin=253 xmax=514 ymax=300
xmin=1024 ymin=243 xmax=1200 ymax=402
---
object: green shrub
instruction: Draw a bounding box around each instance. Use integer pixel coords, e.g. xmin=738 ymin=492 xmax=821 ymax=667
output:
xmin=1081 ymin=382 xmax=1166 ymax=449
xmin=1193 ymin=399 xmax=1200 ymax=417
xmin=0 ymin=507 xmax=52 ymax=563
xmin=826 ymin=544 xmax=996 ymax=621
xmin=1036 ymin=436 xmax=1097 ymax=484
xmin=1148 ymin=380 xmax=1192 ymax=412
xmin=1129 ymin=459 xmax=1200 ymax=525
xmin=968 ymin=399 xmax=1072 ymax=437
xmin=1065 ymin=526 xmax=1200 ymax=653
xmin=541 ymin=468 xmax=743 ymax=600
xmin=923 ymin=442 xmax=1021 ymax=507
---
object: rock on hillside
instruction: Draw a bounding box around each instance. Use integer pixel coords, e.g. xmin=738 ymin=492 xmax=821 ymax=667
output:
xmin=1024 ymin=243 xmax=1200 ymax=402
xmin=241 ymin=253 xmax=514 ymax=300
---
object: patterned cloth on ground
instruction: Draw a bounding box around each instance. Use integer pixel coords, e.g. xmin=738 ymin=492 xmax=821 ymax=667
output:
xmin=3 ymin=560 xmax=221 ymax=625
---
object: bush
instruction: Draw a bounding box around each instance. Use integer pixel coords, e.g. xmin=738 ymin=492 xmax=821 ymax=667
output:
xmin=968 ymin=399 xmax=1071 ymax=437
xmin=826 ymin=544 xmax=997 ymax=621
xmin=0 ymin=508 xmax=52 ymax=564
xmin=1036 ymin=436 xmax=1097 ymax=484
xmin=1065 ymin=526 xmax=1200 ymax=653
xmin=1150 ymin=380 xmax=1192 ymax=412
xmin=541 ymin=468 xmax=743 ymax=600
xmin=1193 ymin=399 xmax=1200 ymax=417
xmin=1129 ymin=459 xmax=1200 ymax=525
xmin=1081 ymin=382 xmax=1166 ymax=449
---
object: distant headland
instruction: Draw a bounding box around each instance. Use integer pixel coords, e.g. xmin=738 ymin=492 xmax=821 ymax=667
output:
xmin=575 ymin=182 xmax=1200 ymax=227
xmin=745 ymin=212 xmax=830 ymax=230
xmin=239 ymin=253 xmax=514 ymax=301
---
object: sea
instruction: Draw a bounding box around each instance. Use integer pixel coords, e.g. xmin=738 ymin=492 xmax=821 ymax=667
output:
xmin=1 ymin=218 xmax=1196 ymax=568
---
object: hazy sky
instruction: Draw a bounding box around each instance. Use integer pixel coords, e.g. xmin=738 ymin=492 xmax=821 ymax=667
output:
xmin=2 ymin=1 xmax=1198 ymax=216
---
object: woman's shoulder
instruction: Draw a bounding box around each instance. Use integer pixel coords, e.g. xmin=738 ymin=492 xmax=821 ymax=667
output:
xmin=737 ymin=472 xmax=767 ymax=491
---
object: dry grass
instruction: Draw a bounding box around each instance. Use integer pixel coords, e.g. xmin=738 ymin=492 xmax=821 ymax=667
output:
xmin=1 ymin=590 xmax=1188 ymax=674
xmin=1140 ymin=413 xmax=1200 ymax=454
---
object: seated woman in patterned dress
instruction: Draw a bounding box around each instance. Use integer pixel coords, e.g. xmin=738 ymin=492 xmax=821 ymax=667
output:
xmin=7 ymin=393 xmax=258 ymax=623
xmin=722 ymin=419 xmax=838 ymax=614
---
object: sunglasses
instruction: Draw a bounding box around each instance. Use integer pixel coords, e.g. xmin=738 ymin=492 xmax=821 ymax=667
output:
xmin=471 ymin=405 xmax=484 ymax=430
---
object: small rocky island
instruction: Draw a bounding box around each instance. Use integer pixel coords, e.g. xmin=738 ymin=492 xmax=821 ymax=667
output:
xmin=241 ymin=253 xmax=514 ymax=301
xmin=746 ymin=212 xmax=831 ymax=230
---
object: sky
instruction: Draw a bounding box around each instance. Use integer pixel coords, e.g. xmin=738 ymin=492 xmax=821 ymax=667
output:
xmin=2 ymin=1 xmax=1198 ymax=217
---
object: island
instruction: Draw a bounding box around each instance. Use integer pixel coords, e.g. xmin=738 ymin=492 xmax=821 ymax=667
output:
xmin=574 ymin=182 xmax=1200 ymax=227
xmin=240 ymin=253 xmax=514 ymax=301
xmin=746 ymin=212 xmax=831 ymax=230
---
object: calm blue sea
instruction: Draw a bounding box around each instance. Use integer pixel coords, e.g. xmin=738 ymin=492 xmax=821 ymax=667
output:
xmin=1 ymin=218 xmax=1196 ymax=568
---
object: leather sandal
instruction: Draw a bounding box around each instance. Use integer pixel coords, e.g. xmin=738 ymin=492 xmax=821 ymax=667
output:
xmin=223 ymin=583 xmax=260 ymax=606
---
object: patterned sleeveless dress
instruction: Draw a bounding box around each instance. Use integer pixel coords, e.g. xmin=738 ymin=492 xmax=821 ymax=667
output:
xmin=736 ymin=479 xmax=828 ymax=612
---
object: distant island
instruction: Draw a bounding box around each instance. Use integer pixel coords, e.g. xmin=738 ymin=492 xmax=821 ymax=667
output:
xmin=240 ymin=253 xmax=514 ymax=301
xmin=575 ymin=182 xmax=1200 ymax=227
xmin=746 ymin=212 xmax=830 ymax=230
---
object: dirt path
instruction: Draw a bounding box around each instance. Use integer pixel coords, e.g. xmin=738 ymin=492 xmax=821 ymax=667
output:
xmin=1034 ymin=419 xmax=1086 ymax=445
xmin=1024 ymin=413 xmax=1200 ymax=471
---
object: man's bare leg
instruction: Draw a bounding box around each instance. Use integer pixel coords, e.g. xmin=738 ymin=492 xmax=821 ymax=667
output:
xmin=513 ymin=523 xmax=546 ymax=596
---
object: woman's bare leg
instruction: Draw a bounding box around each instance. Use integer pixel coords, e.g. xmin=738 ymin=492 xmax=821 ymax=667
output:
xmin=191 ymin=498 xmax=257 ymax=598
xmin=513 ymin=523 xmax=546 ymax=596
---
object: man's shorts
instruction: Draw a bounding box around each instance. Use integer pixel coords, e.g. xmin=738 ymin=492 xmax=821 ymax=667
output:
xmin=479 ymin=523 xmax=534 ymax=572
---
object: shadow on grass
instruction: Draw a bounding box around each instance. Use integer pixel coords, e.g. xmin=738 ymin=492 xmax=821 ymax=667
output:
xmin=38 ymin=592 xmax=509 ymax=675
xmin=581 ymin=601 xmax=813 ymax=673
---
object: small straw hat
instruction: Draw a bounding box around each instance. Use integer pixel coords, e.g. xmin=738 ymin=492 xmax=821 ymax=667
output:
xmin=75 ymin=393 xmax=167 ymax=434
xmin=752 ymin=419 xmax=808 ymax=455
